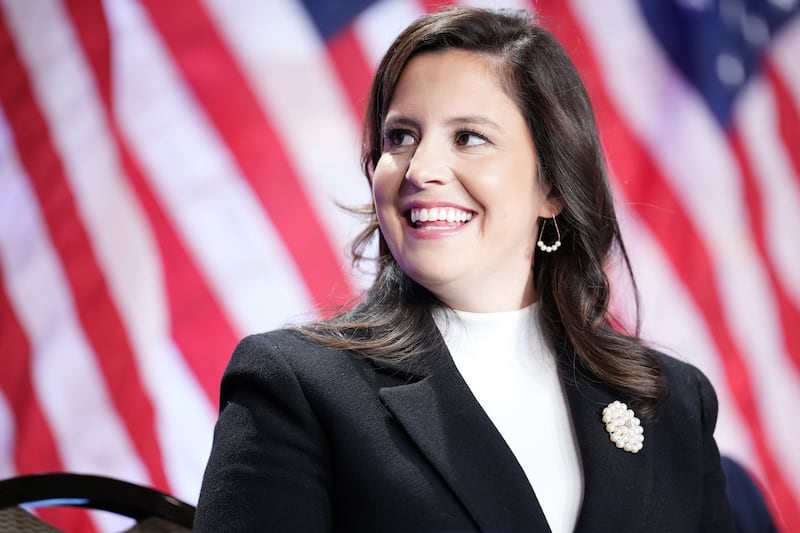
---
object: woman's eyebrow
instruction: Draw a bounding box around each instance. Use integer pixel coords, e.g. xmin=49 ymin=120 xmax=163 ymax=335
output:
xmin=383 ymin=115 xmax=419 ymax=129
xmin=445 ymin=115 xmax=501 ymax=129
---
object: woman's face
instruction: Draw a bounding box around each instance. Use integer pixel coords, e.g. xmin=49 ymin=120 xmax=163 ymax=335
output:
xmin=372 ymin=49 xmax=557 ymax=312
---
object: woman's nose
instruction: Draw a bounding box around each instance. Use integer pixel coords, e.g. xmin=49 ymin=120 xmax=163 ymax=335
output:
xmin=404 ymin=140 xmax=453 ymax=188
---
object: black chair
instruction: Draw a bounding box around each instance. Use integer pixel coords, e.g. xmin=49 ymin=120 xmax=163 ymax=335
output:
xmin=0 ymin=472 xmax=194 ymax=532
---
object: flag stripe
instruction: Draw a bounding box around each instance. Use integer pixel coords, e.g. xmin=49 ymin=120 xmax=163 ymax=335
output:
xmin=0 ymin=8 xmax=169 ymax=492
xmin=769 ymin=17 xmax=800 ymax=192
xmin=352 ymin=0 xmax=424 ymax=68
xmin=731 ymin=125 xmax=800 ymax=373
xmin=0 ymin=279 xmax=60 ymax=474
xmin=766 ymin=64 xmax=800 ymax=188
xmin=327 ymin=27 xmax=374 ymax=121
xmin=0 ymin=394 xmax=14 ymax=480
xmin=421 ymin=0 xmax=455 ymax=12
xmin=736 ymin=69 xmax=800 ymax=310
xmin=733 ymin=67 xmax=800 ymax=377
xmin=120 ymin=144 xmax=237 ymax=404
xmin=140 ymin=0 xmax=355 ymax=308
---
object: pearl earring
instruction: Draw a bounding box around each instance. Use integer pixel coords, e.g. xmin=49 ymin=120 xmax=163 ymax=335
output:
xmin=537 ymin=215 xmax=561 ymax=253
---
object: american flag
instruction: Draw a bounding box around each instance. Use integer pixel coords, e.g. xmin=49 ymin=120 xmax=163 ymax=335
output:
xmin=1 ymin=0 xmax=798 ymax=531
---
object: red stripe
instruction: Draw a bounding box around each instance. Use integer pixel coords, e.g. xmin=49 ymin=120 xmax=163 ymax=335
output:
xmin=0 ymin=14 xmax=169 ymax=492
xmin=0 ymin=281 xmax=55 ymax=474
xmin=121 ymin=146 xmax=236 ymax=407
xmin=141 ymin=0 xmax=355 ymax=309
xmin=0 ymin=270 xmax=97 ymax=533
xmin=535 ymin=1 xmax=800 ymax=528
xmin=420 ymin=0 xmax=456 ymax=13
xmin=327 ymin=27 xmax=373 ymax=121
xmin=764 ymin=61 xmax=800 ymax=186
xmin=730 ymin=128 xmax=800 ymax=377
xmin=64 ymin=1 xmax=237 ymax=407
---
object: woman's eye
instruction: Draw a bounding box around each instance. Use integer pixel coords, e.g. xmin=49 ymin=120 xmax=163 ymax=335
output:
xmin=454 ymin=130 xmax=488 ymax=147
xmin=383 ymin=129 xmax=415 ymax=149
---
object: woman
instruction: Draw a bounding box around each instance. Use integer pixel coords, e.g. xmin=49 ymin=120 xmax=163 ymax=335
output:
xmin=194 ymin=7 xmax=736 ymax=532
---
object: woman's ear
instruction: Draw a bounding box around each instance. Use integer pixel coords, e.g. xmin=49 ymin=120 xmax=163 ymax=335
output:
xmin=546 ymin=196 xmax=565 ymax=217
xmin=537 ymin=188 xmax=565 ymax=218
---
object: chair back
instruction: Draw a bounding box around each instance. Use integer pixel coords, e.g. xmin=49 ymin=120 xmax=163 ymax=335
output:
xmin=0 ymin=473 xmax=195 ymax=532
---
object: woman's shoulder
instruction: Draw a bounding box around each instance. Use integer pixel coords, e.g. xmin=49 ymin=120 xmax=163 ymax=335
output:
xmin=649 ymin=349 xmax=719 ymax=424
xmin=651 ymin=350 xmax=715 ymax=393
xmin=234 ymin=328 xmax=328 ymax=355
xmin=228 ymin=328 xmax=356 ymax=372
xmin=222 ymin=328 xmax=396 ymax=396
xmin=219 ymin=328 xmax=415 ymax=419
xmin=652 ymin=349 xmax=710 ymax=384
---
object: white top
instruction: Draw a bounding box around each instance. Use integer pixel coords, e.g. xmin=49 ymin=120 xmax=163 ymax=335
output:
xmin=433 ymin=304 xmax=583 ymax=533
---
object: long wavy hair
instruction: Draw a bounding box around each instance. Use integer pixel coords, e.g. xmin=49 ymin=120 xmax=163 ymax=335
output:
xmin=297 ymin=7 xmax=668 ymax=414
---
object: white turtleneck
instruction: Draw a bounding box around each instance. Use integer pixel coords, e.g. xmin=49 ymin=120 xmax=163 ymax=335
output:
xmin=433 ymin=304 xmax=583 ymax=533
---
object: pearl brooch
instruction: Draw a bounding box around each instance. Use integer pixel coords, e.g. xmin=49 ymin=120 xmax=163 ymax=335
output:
xmin=602 ymin=400 xmax=644 ymax=453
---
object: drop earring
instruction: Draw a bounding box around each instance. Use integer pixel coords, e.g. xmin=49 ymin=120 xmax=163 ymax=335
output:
xmin=537 ymin=215 xmax=561 ymax=253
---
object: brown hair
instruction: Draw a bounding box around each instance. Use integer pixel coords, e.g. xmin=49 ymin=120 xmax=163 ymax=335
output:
xmin=298 ymin=7 xmax=668 ymax=414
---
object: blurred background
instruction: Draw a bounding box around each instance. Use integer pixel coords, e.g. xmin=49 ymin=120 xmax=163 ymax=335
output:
xmin=1 ymin=0 xmax=798 ymax=531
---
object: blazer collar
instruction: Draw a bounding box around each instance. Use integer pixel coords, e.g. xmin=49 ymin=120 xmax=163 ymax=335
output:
xmin=377 ymin=337 xmax=549 ymax=532
xmin=375 ymin=338 xmax=654 ymax=533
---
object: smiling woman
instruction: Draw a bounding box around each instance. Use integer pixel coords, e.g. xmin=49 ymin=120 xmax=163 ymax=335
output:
xmin=194 ymin=7 xmax=738 ymax=533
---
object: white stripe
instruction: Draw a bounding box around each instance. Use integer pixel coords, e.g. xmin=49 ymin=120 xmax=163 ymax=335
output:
xmin=202 ymin=0 xmax=372 ymax=290
xmin=772 ymin=16 xmax=800 ymax=110
xmin=735 ymin=76 xmax=800 ymax=307
xmin=0 ymin=391 xmax=17 ymax=479
xmin=355 ymin=0 xmax=535 ymax=71
xmin=2 ymin=0 xmax=215 ymax=501
xmin=751 ymin=17 xmax=800 ymax=310
xmin=106 ymin=0 xmax=314 ymax=332
xmin=0 ymin=108 xmax=147 ymax=533
xmin=354 ymin=0 xmax=424 ymax=68
xmin=571 ymin=0 xmax=800 ymax=495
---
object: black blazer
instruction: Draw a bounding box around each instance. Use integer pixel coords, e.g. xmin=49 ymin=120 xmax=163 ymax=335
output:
xmin=194 ymin=329 xmax=736 ymax=532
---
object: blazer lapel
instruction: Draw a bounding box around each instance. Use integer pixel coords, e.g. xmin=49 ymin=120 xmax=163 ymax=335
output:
xmin=562 ymin=365 xmax=654 ymax=533
xmin=377 ymin=340 xmax=551 ymax=533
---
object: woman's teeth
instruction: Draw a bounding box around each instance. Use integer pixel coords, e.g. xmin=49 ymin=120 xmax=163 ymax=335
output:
xmin=409 ymin=207 xmax=473 ymax=224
